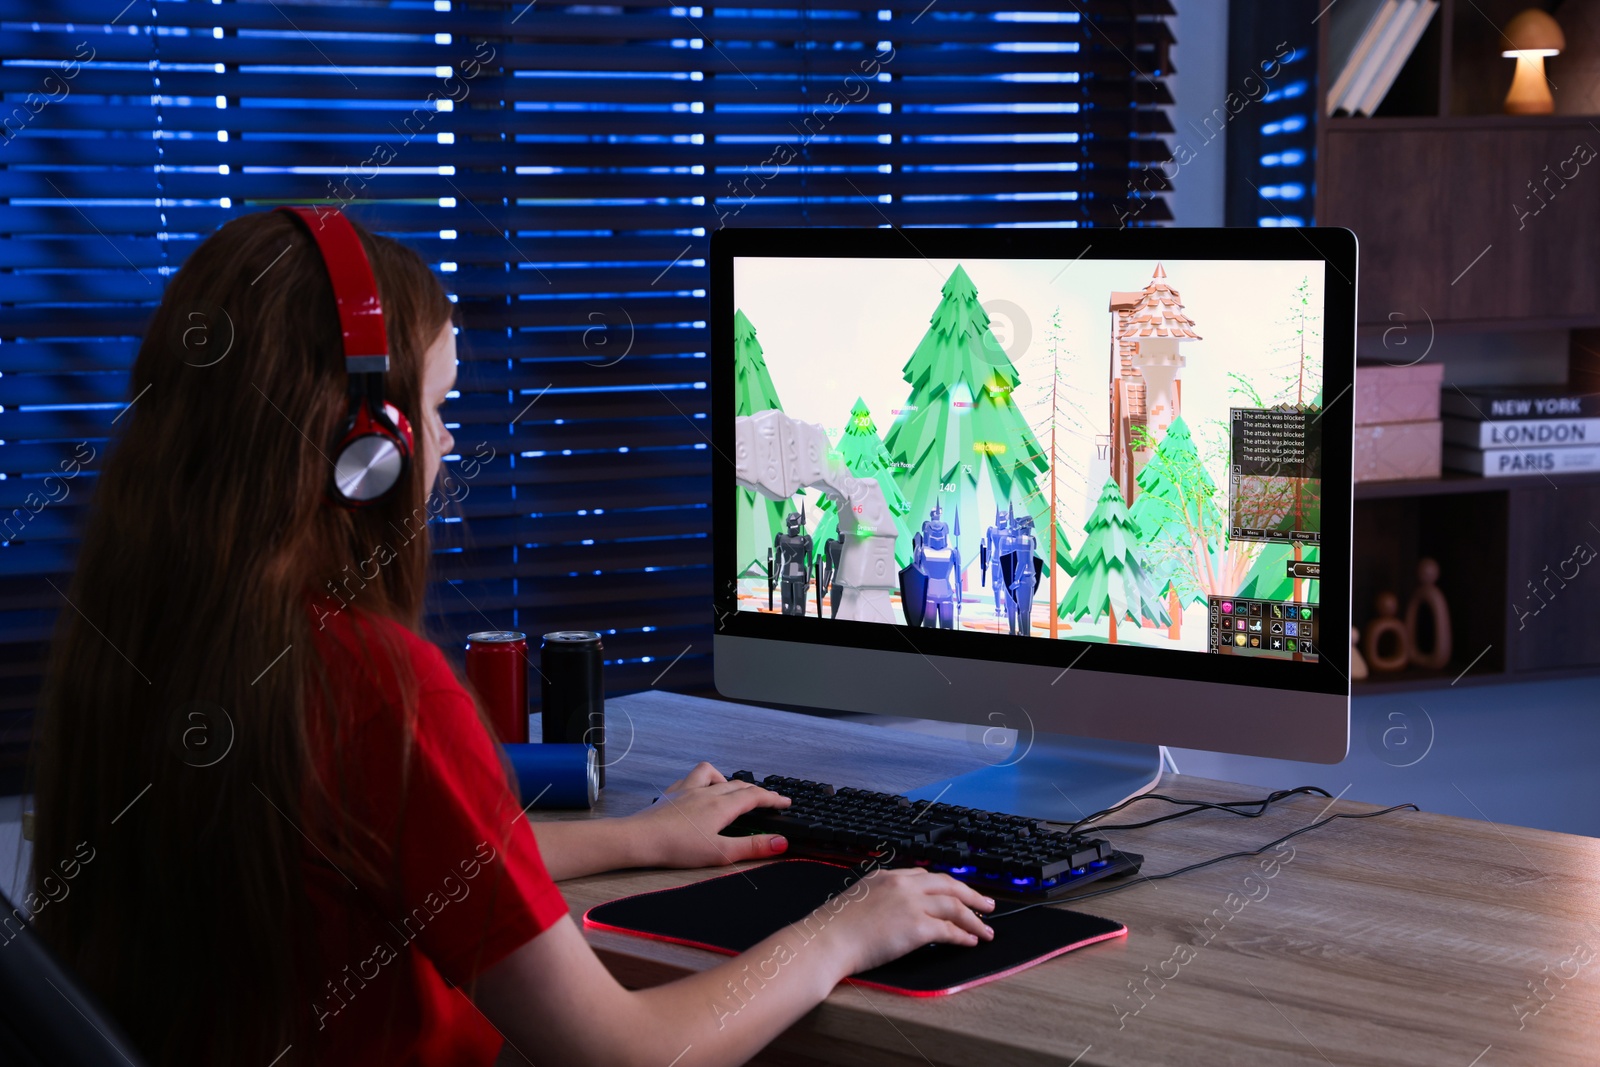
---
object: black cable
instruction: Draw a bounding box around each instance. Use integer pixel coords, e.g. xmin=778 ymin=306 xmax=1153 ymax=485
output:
xmin=1075 ymin=789 xmax=1333 ymax=834
xmin=989 ymin=800 xmax=1419 ymax=920
xmin=1063 ymin=786 xmax=1334 ymax=837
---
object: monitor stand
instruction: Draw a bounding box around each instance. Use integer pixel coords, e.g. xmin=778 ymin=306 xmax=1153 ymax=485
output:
xmin=905 ymin=734 xmax=1165 ymax=825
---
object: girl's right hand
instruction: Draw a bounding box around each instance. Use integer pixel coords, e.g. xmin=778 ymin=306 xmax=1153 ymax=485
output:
xmin=815 ymin=867 xmax=996 ymax=977
xmin=477 ymin=864 xmax=998 ymax=1067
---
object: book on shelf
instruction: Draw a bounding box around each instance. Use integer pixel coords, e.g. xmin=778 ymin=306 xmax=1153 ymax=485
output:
xmin=1355 ymin=0 xmax=1438 ymax=116
xmin=1337 ymin=0 xmax=1411 ymax=116
xmin=1324 ymin=0 xmax=1438 ymax=117
xmin=1443 ymin=444 xmax=1600 ymax=477
xmin=1440 ymin=387 xmax=1600 ymax=420
xmin=1443 ymin=417 xmax=1600 ymax=449
xmin=1324 ymin=0 xmax=1400 ymax=116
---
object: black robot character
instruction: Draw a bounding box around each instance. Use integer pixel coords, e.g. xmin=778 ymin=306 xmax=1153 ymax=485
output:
xmin=768 ymin=503 xmax=813 ymax=617
xmin=818 ymin=532 xmax=844 ymax=619
xmin=980 ymin=506 xmax=1011 ymax=617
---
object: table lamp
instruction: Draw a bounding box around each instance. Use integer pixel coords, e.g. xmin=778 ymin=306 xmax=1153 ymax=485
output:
xmin=1502 ymin=9 xmax=1564 ymax=115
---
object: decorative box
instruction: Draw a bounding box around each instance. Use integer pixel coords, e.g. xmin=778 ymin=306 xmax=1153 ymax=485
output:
xmin=1354 ymin=363 xmax=1444 ymax=426
xmin=1354 ymin=420 xmax=1442 ymax=482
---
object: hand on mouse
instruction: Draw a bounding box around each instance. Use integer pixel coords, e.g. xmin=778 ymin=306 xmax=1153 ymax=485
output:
xmin=807 ymin=866 xmax=996 ymax=977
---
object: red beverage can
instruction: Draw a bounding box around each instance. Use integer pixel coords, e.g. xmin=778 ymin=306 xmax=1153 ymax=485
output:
xmin=465 ymin=631 xmax=529 ymax=744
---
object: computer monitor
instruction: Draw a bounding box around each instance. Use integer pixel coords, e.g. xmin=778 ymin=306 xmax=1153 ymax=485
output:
xmin=711 ymin=227 xmax=1356 ymax=819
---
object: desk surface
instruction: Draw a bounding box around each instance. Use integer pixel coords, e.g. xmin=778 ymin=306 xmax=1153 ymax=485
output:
xmin=531 ymin=691 xmax=1600 ymax=1067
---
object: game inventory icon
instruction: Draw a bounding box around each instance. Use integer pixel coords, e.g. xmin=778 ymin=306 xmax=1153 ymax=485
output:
xmin=1207 ymin=595 xmax=1320 ymax=659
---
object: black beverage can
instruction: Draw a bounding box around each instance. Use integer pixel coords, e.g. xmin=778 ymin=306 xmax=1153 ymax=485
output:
xmin=540 ymin=631 xmax=605 ymax=787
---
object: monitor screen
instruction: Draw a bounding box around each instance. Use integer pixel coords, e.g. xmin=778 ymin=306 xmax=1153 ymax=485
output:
xmin=728 ymin=253 xmax=1328 ymax=663
xmin=712 ymin=227 xmax=1354 ymax=763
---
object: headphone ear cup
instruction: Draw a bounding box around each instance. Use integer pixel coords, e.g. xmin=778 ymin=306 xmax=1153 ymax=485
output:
xmin=331 ymin=403 xmax=412 ymax=506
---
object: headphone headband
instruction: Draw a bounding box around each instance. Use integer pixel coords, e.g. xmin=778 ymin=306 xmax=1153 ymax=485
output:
xmin=276 ymin=205 xmax=389 ymax=373
xmin=274 ymin=205 xmax=413 ymax=507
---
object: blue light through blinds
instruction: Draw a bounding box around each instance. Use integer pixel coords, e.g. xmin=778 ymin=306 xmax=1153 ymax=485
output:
xmin=0 ymin=0 xmax=1174 ymax=787
xmin=1252 ymin=46 xmax=1314 ymax=227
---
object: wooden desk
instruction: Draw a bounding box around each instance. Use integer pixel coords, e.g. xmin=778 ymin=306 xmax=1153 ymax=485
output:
xmin=531 ymin=692 xmax=1600 ymax=1067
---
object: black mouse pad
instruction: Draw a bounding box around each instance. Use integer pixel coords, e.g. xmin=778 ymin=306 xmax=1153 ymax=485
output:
xmin=583 ymin=859 xmax=1126 ymax=995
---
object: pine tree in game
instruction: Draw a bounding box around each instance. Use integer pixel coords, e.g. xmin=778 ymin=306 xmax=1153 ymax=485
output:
xmin=1059 ymin=479 xmax=1171 ymax=643
xmin=813 ymin=398 xmax=916 ymax=566
xmin=1044 ymin=518 xmax=1075 ymax=581
xmin=1273 ymin=278 xmax=1324 ymax=607
xmin=1021 ymin=305 xmax=1088 ymax=636
xmin=1035 ymin=515 xmax=1077 ymax=632
xmin=733 ymin=309 xmax=794 ymax=580
xmin=883 ymin=265 xmax=1049 ymax=578
xmin=1128 ymin=416 xmax=1222 ymax=639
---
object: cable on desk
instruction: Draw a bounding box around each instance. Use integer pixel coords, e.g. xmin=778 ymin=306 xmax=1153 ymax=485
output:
xmin=989 ymin=800 xmax=1420 ymax=920
xmin=1064 ymin=786 xmax=1334 ymax=838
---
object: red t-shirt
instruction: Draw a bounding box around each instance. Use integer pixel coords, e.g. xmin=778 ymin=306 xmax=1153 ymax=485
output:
xmin=302 ymin=601 xmax=568 ymax=1065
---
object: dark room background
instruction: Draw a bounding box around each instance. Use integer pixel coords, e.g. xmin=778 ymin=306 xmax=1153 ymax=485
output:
xmin=0 ymin=0 xmax=1180 ymax=790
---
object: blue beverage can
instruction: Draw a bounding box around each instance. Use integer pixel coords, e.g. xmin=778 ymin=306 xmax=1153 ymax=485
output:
xmin=502 ymin=742 xmax=598 ymax=809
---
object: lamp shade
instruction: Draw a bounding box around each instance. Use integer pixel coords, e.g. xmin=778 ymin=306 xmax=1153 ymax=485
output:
xmin=1502 ymin=9 xmax=1565 ymax=57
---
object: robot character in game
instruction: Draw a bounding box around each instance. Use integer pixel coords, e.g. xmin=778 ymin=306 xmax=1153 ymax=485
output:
xmin=899 ymin=502 xmax=963 ymax=629
xmin=818 ymin=532 xmax=844 ymax=619
xmin=998 ymin=507 xmax=1044 ymax=637
xmin=979 ymin=507 xmax=1011 ymax=616
xmin=767 ymin=503 xmax=813 ymax=616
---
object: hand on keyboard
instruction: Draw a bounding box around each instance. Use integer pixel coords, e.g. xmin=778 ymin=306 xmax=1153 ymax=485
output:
xmin=627 ymin=761 xmax=794 ymax=868
xmin=720 ymin=771 xmax=1142 ymax=900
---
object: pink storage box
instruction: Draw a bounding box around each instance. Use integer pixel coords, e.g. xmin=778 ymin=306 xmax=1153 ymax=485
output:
xmin=1354 ymin=420 xmax=1441 ymax=482
xmin=1354 ymin=363 xmax=1444 ymax=426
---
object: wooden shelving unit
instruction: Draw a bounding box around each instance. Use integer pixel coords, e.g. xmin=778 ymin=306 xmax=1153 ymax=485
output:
xmin=1312 ymin=0 xmax=1600 ymax=692
xmin=1353 ymin=468 xmax=1600 ymax=499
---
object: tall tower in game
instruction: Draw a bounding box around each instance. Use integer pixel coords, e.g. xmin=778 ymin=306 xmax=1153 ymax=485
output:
xmin=1108 ymin=264 xmax=1201 ymax=504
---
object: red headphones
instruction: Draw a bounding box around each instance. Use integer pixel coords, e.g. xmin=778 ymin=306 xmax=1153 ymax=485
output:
xmin=277 ymin=205 xmax=414 ymax=507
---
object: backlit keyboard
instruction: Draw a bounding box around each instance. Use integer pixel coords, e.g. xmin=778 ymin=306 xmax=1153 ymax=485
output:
xmin=721 ymin=772 xmax=1143 ymax=901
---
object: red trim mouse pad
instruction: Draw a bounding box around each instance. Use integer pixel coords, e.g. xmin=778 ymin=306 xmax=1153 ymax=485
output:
xmin=582 ymin=858 xmax=1126 ymax=995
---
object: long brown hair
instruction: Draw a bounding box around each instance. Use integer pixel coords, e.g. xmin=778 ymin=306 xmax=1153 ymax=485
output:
xmin=29 ymin=210 xmax=454 ymax=1065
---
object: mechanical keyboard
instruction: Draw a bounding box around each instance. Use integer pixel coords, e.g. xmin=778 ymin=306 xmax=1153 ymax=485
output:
xmin=720 ymin=771 xmax=1143 ymax=901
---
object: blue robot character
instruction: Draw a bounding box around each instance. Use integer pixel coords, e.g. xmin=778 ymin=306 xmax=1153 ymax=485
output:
xmin=998 ymin=508 xmax=1044 ymax=637
xmin=899 ymin=502 xmax=963 ymax=629
xmin=766 ymin=503 xmax=813 ymax=617
xmin=979 ymin=507 xmax=1011 ymax=616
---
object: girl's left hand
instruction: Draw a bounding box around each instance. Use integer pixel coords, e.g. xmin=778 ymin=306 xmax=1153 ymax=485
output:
xmin=625 ymin=761 xmax=792 ymax=869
